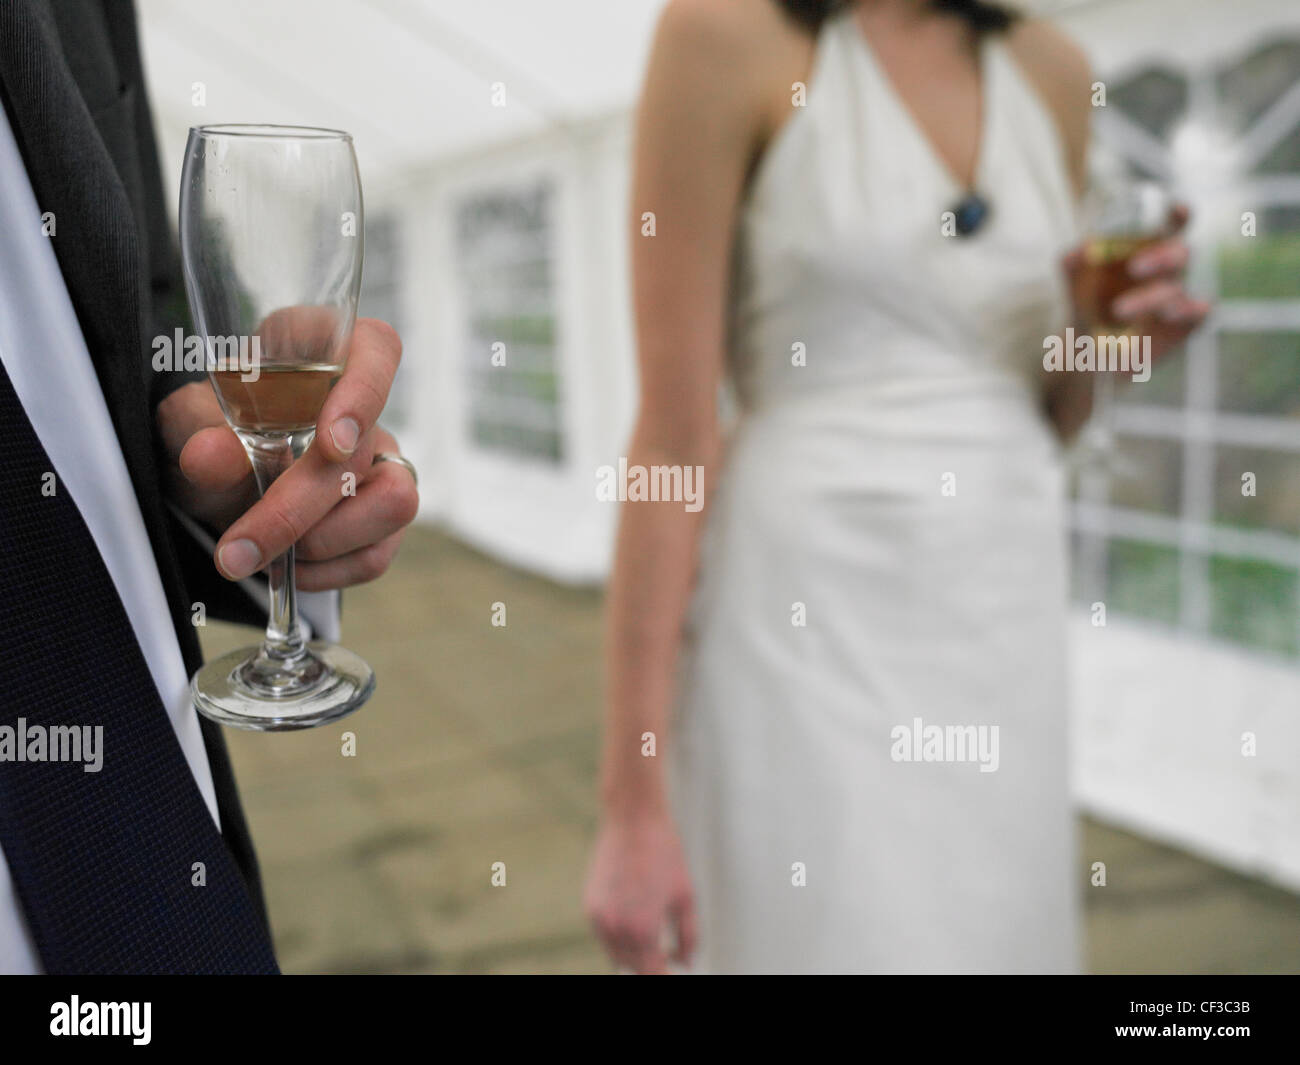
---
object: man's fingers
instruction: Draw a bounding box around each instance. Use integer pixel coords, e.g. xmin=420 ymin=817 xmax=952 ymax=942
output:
xmin=178 ymin=425 xmax=251 ymax=491
xmin=201 ymin=313 xmax=407 ymax=581
xmin=296 ymin=531 xmax=405 ymax=591
xmin=156 ymin=381 xmax=227 ymax=459
xmin=315 ymin=318 xmax=402 ymax=462
xmin=213 ymin=444 xmax=369 ymax=579
xmin=257 ymin=304 xmax=341 ymax=365
xmin=297 ymin=460 xmax=419 ymax=562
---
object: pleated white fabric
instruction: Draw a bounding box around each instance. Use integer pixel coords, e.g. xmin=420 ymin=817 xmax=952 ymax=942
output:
xmin=669 ymin=9 xmax=1083 ymax=974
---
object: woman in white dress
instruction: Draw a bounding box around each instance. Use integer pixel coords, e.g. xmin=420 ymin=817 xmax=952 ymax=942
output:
xmin=584 ymin=0 xmax=1207 ymax=974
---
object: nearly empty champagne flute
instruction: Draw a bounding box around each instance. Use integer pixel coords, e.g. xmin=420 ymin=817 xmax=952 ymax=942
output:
xmin=180 ymin=124 xmax=374 ymax=730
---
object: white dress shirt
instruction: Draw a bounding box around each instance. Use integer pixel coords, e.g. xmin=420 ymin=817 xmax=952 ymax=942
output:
xmin=0 ymin=108 xmax=335 ymax=972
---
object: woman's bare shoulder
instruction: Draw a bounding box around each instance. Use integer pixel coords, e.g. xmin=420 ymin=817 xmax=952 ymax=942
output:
xmin=653 ymin=0 xmax=812 ymax=99
xmin=1004 ymin=17 xmax=1094 ymax=193
xmin=1005 ymin=17 xmax=1093 ymax=96
xmin=648 ymin=0 xmax=816 ymax=160
xmin=655 ymin=0 xmax=805 ymax=51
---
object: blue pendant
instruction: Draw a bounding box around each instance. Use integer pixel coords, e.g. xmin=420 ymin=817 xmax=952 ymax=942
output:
xmin=952 ymin=192 xmax=990 ymax=237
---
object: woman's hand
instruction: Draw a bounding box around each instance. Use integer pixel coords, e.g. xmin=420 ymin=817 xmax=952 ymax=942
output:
xmin=584 ymin=809 xmax=698 ymax=975
xmin=1065 ymin=203 xmax=1211 ymax=369
xmin=155 ymin=317 xmax=418 ymax=590
xmin=1048 ymin=205 xmax=1210 ymax=440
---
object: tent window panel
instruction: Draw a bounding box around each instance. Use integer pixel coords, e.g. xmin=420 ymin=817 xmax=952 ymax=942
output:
xmin=1218 ymin=41 xmax=1300 ymax=133
xmin=360 ymin=212 xmax=409 ymax=433
xmin=1220 ymin=214 xmax=1300 ymax=300
xmin=1108 ymin=436 xmax=1184 ymax=518
xmin=470 ymin=421 xmax=562 ymax=463
xmin=1256 ymin=123 xmax=1300 ymax=176
xmin=1110 ymin=68 xmax=1189 ymax=140
xmin=1115 ymin=343 xmax=1187 ymax=407
xmin=1071 ymin=33 xmax=1300 ymax=661
xmin=1213 ymin=445 xmax=1300 ymax=536
xmin=1217 ymin=332 xmax=1300 ymax=416
xmin=1105 ymin=538 xmax=1182 ymax=627
xmin=1209 ymin=556 xmax=1298 ymax=657
xmin=455 ymin=180 xmax=564 ymax=464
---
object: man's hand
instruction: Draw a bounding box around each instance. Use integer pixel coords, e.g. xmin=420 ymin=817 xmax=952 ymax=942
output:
xmin=156 ymin=318 xmax=418 ymax=591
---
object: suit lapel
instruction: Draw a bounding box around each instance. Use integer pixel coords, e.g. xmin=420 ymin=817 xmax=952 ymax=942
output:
xmin=0 ymin=0 xmax=194 ymax=659
xmin=0 ymin=0 xmax=274 ymax=938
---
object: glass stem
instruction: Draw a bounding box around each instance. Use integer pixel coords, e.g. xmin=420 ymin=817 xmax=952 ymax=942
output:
xmin=241 ymin=431 xmax=312 ymax=666
xmin=1093 ymin=371 xmax=1117 ymax=451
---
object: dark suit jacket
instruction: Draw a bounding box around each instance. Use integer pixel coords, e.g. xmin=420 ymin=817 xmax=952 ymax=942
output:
xmin=0 ymin=0 xmax=272 ymax=938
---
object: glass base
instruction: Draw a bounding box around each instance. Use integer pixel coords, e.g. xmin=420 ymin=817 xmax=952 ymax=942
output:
xmin=192 ymin=641 xmax=375 ymax=731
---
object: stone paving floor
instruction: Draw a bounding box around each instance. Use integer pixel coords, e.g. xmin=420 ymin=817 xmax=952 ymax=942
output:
xmin=200 ymin=525 xmax=1300 ymax=974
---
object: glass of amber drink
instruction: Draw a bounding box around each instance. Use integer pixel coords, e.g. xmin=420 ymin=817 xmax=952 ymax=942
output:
xmin=1075 ymin=178 xmax=1173 ymax=475
xmin=179 ymin=125 xmax=375 ymax=730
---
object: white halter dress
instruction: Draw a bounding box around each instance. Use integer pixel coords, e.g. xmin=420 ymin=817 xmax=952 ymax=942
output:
xmin=668 ymin=9 xmax=1082 ymax=974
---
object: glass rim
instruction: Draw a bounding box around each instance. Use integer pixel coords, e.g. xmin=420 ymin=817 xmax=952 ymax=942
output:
xmin=189 ymin=123 xmax=353 ymax=142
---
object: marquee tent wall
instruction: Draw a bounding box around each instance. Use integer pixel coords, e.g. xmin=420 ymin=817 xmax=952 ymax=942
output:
xmin=137 ymin=0 xmax=1300 ymax=893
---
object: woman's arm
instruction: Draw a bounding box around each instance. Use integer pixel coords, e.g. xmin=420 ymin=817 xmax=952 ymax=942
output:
xmin=584 ymin=0 xmax=798 ymax=974
xmin=1008 ymin=20 xmax=1097 ymax=441
xmin=1011 ymin=20 xmax=1208 ymax=442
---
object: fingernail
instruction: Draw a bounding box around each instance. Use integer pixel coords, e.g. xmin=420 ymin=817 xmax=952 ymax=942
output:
xmin=1111 ymin=297 xmax=1137 ymax=320
xmin=1128 ymin=256 xmax=1159 ymax=279
xmin=330 ymin=416 xmax=360 ymax=455
xmin=218 ymin=538 xmax=262 ymax=580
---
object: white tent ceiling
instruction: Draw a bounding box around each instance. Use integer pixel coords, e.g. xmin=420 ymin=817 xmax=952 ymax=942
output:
xmin=138 ymin=0 xmax=669 ymax=191
xmin=142 ymin=0 xmax=1219 ymax=198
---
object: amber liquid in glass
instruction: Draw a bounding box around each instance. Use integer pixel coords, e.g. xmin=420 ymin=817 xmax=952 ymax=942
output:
xmin=1077 ymin=233 xmax=1161 ymax=337
xmin=211 ymin=363 xmax=342 ymax=433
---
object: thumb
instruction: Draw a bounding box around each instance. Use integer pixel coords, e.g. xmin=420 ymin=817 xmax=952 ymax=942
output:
xmin=156 ymin=379 xmax=227 ymax=459
xmin=178 ymin=424 xmax=252 ymax=492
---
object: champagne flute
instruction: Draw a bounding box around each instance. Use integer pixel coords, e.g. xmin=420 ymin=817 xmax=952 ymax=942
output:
xmin=180 ymin=124 xmax=374 ymax=730
xmin=1073 ymin=178 xmax=1173 ymax=478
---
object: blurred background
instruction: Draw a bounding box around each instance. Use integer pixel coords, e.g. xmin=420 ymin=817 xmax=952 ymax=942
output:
xmin=138 ymin=0 xmax=1300 ymax=972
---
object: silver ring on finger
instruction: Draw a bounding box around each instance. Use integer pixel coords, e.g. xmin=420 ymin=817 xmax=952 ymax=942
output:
xmin=371 ymin=451 xmax=418 ymax=488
